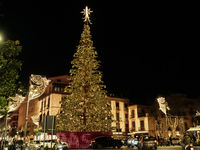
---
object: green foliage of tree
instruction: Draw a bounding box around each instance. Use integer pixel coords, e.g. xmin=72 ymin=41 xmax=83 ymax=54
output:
xmin=44 ymin=145 xmax=49 ymax=150
xmin=0 ymin=40 xmax=22 ymax=114
xmin=34 ymin=129 xmax=41 ymax=136
xmin=56 ymin=22 xmax=113 ymax=132
xmin=19 ymin=131 xmax=29 ymax=137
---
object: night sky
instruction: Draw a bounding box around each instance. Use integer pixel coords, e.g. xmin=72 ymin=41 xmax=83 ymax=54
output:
xmin=0 ymin=1 xmax=199 ymax=104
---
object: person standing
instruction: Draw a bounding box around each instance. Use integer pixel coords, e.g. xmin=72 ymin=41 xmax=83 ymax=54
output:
xmin=8 ymin=141 xmax=16 ymax=150
xmin=169 ymin=136 xmax=172 ymax=145
xmin=181 ymin=132 xmax=191 ymax=150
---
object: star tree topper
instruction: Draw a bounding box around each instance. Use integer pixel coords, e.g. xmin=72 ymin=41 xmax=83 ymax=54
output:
xmin=81 ymin=6 xmax=93 ymax=24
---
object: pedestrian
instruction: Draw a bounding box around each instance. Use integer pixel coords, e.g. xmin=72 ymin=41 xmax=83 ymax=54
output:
xmin=8 ymin=141 xmax=16 ymax=150
xmin=181 ymin=132 xmax=191 ymax=150
xmin=169 ymin=136 xmax=172 ymax=145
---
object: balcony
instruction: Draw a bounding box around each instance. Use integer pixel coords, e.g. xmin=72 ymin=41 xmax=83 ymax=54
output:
xmin=138 ymin=127 xmax=145 ymax=131
xmin=138 ymin=113 xmax=146 ymax=117
xmin=130 ymin=128 xmax=136 ymax=132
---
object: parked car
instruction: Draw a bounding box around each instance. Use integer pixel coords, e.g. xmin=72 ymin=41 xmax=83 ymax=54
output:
xmin=158 ymin=138 xmax=170 ymax=146
xmin=121 ymin=137 xmax=128 ymax=146
xmin=171 ymin=138 xmax=181 ymax=146
xmin=138 ymin=136 xmax=157 ymax=149
xmin=28 ymin=140 xmax=41 ymax=150
xmin=15 ymin=140 xmax=23 ymax=150
xmin=28 ymin=141 xmax=38 ymax=150
xmin=56 ymin=142 xmax=68 ymax=150
xmin=127 ymin=137 xmax=139 ymax=147
xmin=89 ymin=136 xmax=123 ymax=149
xmin=127 ymin=137 xmax=134 ymax=147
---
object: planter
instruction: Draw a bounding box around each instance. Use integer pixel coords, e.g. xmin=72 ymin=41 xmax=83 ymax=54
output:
xmin=56 ymin=131 xmax=113 ymax=149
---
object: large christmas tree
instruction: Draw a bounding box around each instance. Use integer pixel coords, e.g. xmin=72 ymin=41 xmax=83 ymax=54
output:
xmin=56 ymin=6 xmax=113 ymax=132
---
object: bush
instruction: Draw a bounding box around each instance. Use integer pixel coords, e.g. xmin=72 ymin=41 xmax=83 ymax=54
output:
xmin=52 ymin=144 xmax=56 ymax=150
xmin=44 ymin=145 xmax=49 ymax=150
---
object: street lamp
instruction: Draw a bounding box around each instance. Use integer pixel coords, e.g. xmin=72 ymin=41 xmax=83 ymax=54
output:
xmin=23 ymin=74 xmax=50 ymax=143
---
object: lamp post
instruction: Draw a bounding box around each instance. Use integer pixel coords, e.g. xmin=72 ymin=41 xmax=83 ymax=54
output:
xmin=23 ymin=74 xmax=50 ymax=143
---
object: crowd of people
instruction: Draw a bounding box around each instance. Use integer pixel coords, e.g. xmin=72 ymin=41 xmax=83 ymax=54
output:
xmin=0 ymin=140 xmax=18 ymax=150
xmin=155 ymin=132 xmax=197 ymax=150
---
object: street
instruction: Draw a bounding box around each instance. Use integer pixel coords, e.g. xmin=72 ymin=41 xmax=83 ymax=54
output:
xmin=72 ymin=145 xmax=200 ymax=150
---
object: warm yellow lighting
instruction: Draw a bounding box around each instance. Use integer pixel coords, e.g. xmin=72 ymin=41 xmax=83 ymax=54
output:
xmin=28 ymin=74 xmax=50 ymax=101
xmin=0 ymin=94 xmax=25 ymax=118
xmin=157 ymin=97 xmax=168 ymax=115
xmin=81 ymin=6 xmax=93 ymax=24
xmin=31 ymin=115 xmax=39 ymax=126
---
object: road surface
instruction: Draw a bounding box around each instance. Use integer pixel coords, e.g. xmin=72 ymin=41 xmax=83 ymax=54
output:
xmin=73 ymin=145 xmax=200 ymax=150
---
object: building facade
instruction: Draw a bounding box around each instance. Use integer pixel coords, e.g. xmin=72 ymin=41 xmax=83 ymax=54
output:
xmin=4 ymin=76 xmax=200 ymax=140
xmin=128 ymin=105 xmax=156 ymax=136
xmin=16 ymin=75 xmax=130 ymax=139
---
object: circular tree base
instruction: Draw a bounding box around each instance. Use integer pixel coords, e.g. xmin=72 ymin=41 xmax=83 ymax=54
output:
xmin=56 ymin=131 xmax=113 ymax=149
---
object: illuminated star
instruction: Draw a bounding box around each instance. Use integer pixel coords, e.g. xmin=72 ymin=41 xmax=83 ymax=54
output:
xmin=81 ymin=6 xmax=93 ymax=24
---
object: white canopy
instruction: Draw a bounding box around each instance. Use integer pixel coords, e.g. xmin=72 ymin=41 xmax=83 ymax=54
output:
xmin=187 ymin=126 xmax=200 ymax=131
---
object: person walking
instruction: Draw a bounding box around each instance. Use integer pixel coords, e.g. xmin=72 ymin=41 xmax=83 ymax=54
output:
xmin=169 ymin=136 xmax=172 ymax=145
xmin=8 ymin=141 xmax=16 ymax=150
xmin=181 ymin=132 xmax=191 ymax=150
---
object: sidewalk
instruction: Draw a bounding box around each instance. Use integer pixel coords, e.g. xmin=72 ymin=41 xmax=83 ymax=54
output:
xmin=157 ymin=145 xmax=200 ymax=149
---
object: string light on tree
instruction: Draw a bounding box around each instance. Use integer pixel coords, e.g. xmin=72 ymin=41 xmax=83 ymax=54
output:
xmin=56 ymin=6 xmax=113 ymax=132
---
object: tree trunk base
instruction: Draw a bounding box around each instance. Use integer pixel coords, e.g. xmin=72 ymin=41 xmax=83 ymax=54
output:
xmin=56 ymin=131 xmax=113 ymax=149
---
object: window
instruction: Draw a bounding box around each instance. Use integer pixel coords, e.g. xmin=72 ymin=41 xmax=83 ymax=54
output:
xmin=125 ymin=114 xmax=128 ymax=118
xmin=131 ymin=110 xmax=134 ymax=118
xmin=57 ymin=79 xmax=61 ymax=82
xmin=48 ymin=98 xmax=50 ymax=108
xmin=40 ymin=102 xmax=43 ymax=112
xmin=116 ymin=102 xmax=119 ymax=107
xmin=61 ymin=87 xmax=64 ymax=91
xmin=185 ymin=122 xmax=188 ymax=130
xmin=116 ymin=113 xmax=119 ymax=121
xmin=126 ymin=124 xmax=129 ymax=132
xmin=132 ymin=121 xmax=135 ymax=131
xmin=141 ymin=109 xmax=144 ymax=114
xmin=39 ymin=114 xmax=42 ymax=122
xmin=140 ymin=120 xmax=144 ymax=131
xmin=125 ymin=103 xmax=128 ymax=108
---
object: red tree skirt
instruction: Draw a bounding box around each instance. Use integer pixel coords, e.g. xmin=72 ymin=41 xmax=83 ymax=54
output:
xmin=56 ymin=131 xmax=113 ymax=149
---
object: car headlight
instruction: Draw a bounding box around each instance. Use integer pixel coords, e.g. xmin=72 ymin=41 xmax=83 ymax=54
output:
xmin=58 ymin=145 xmax=62 ymax=148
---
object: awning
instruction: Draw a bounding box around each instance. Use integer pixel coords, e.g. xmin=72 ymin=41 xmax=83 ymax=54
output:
xmin=128 ymin=131 xmax=148 ymax=135
xmin=187 ymin=127 xmax=200 ymax=131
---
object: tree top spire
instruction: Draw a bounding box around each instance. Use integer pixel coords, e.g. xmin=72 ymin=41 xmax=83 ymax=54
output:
xmin=81 ymin=6 xmax=93 ymax=24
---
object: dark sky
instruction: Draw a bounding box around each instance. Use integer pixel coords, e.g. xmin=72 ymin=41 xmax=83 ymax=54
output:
xmin=0 ymin=1 xmax=199 ymax=103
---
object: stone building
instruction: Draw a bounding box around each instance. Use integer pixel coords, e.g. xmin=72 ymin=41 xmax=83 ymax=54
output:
xmin=17 ymin=75 xmax=130 ymax=139
xmin=128 ymin=104 xmax=156 ymax=136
